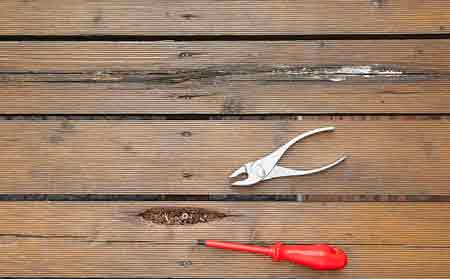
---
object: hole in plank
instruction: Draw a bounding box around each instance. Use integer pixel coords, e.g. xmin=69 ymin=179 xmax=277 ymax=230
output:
xmin=138 ymin=207 xmax=227 ymax=225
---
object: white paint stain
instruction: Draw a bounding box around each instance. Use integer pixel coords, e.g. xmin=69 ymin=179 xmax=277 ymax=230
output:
xmin=373 ymin=69 xmax=404 ymax=75
xmin=335 ymin=66 xmax=372 ymax=74
xmin=273 ymin=65 xmax=404 ymax=82
xmin=328 ymin=76 xmax=347 ymax=82
xmin=335 ymin=66 xmax=403 ymax=75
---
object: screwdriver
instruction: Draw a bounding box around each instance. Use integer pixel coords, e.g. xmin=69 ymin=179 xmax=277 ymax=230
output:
xmin=198 ymin=240 xmax=347 ymax=270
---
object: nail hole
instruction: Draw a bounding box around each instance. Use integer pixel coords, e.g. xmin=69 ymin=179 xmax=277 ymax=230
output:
xmin=181 ymin=14 xmax=199 ymax=20
xmin=177 ymin=260 xmax=193 ymax=267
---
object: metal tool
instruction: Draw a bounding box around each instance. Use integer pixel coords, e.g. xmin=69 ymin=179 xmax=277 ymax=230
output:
xmin=198 ymin=240 xmax=348 ymax=270
xmin=230 ymin=127 xmax=346 ymax=186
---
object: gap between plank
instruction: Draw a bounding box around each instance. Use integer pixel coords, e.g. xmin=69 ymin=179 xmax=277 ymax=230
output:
xmin=0 ymin=114 xmax=450 ymax=121
xmin=0 ymin=34 xmax=450 ymax=42
xmin=0 ymin=194 xmax=448 ymax=202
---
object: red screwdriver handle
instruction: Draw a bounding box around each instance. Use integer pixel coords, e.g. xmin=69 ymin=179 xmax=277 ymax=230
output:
xmin=271 ymin=242 xmax=347 ymax=270
xmin=201 ymin=240 xmax=347 ymax=270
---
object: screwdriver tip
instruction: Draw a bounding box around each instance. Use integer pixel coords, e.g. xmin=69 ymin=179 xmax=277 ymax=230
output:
xmin=197 ymin=239 xmax=205 ymax=245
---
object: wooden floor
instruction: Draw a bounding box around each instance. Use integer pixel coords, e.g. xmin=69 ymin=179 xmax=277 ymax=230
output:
xmin=1 ymin=1 xmax=450 ymax=278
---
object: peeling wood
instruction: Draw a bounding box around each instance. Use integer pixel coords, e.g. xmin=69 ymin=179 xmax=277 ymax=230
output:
xmin=0 ymin=39 xmax=450 ymax=115
xmin=1 ymin=40 xmax=450 ymax=114
xmin=0 ymin=65 xmax=439 ymax=84
xmin=266 ymin=64 xmax=430 ymax=82
xmin=138 ymin=207 xmax=228 ymax=225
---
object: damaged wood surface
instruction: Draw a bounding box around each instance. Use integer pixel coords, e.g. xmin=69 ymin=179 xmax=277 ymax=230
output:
xmin=0 ymin=0 xmax=449 ymax=35
xmin=0 ymin=202 xmax=448 ymax=278
xmin=1 ymin=120 xmax=450 ymax=194
xmin=0 ymin=202 xmax=448 ymax=246
xmin=1 ymin=40 xmax=450 ymax=113
xmin=137 ymin=207 xmax=227 ymax=225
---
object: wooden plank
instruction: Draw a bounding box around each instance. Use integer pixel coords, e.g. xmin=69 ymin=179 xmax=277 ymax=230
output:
xmin=2 ymin=240 xmax=448 ymax=278
xmin=1 ymin=40 xmax=450 ymax=114
xmin=0 ymin=202 xmax=448 ymax=278
xmin=1 ymin=202 xmax=448 ymax=246
xmin=0 ymin=0 xmax=449 ymax=35
xmin=1 ymin=120 xmax=450 ymax=194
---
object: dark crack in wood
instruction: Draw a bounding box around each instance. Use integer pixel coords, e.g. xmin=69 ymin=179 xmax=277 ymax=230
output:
xmin=0 ymin=233 xmax=86 ymax=239
xmin=0 ymin=64 xmax=441 ymax=84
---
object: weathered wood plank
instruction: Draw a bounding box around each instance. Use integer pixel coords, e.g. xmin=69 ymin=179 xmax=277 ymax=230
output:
xmin=0 ymin=121 xmax=449 ymax=194
xmin=1 ymin=202 xmax=448 ymax=246
xmin=2 ymin=240 xmax=448 ymax=278
xmin=1 ymin=40 xmax=450 ymax=114
xmin=0 ymin=0 xmax=449 ymax=35
xmin=0 ymin=202 xmax=448 ymax=278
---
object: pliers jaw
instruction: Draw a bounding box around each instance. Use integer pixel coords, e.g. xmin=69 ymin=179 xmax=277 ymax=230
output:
xmin=229 ymin=162 xmax=264 ymax=186
xmin=229 ymin=165 xmax=247 ymax=179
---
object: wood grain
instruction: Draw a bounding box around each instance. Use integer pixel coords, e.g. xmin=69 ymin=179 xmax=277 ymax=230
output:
xmin=0 ymin=0 xmax=449 ymax=35
xmin=1 ymin=120 xmax=450 ymax=194
xmin=2 ymin=240 xmax=448 ymax=278
xmin=0 ymin=202 xmax=448 ymax=278
xmin=1 ymin=202 xmax=448 ymax=246
xmin=1 ymin=40 xmax=450 ymax=114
